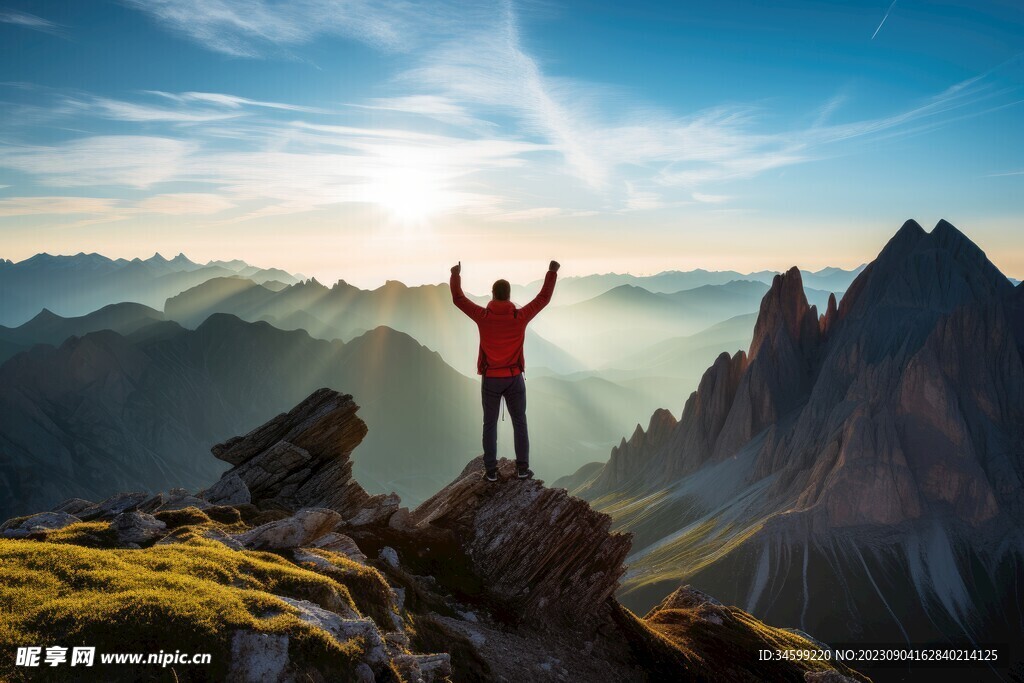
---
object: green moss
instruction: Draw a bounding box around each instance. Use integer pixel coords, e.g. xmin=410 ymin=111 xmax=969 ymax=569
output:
xmin=42 ymin=521 xmax=121 ymax=549
xmin=204 ymin=505 xmax=243 ymax=526
xmin=0 ymin=538 xmax=370 ymax=682
xmin=153 ymin=507 xmax=212 ymax=529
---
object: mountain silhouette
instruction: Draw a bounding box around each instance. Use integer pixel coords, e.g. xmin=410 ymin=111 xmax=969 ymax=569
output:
xmin=164 ymin=275 xmax=588 ymax=376
xmin=0 ymin=252 xmax=299 ymax=326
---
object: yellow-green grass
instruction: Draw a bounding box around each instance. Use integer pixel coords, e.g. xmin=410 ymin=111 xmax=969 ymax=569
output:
xmin=0 ymin=536 xmax=373 ymax=682
xmin=625 ymin=515 xmax=765 ymax=591
xmin=295 ymin=547 xmax=398 ymax=630
xmin=607 ymin=599 xmax=868 ymax=682
xmin=640 ymin=602 xmax=869 ymax=681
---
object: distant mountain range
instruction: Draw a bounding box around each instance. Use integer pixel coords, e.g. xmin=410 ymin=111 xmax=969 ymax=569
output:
xmin=530 ymin=280 xmax=835 ymax=366
xmin=561 ymin=220 xmax=1024 ymax=653
xmin=0 ymin=302 xmax=165 ymax=364
xmin=0 ymin=310 xmax=685 ymax=520
xmin=162 ymin=275 xmax=588 ymax=377
xmin=0 ymin=252 xmax=871 ymax=380
xmin=0 ymin=252 xmax=300 ymax=326
xmin=515 ymin=265 xmax=866 ymax=305
xmin=0 ymin=314 xmax=481 ymax=521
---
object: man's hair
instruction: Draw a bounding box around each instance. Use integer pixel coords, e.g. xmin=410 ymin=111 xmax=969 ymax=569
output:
xmin=492 ymin=279 xmax=511 ymax=301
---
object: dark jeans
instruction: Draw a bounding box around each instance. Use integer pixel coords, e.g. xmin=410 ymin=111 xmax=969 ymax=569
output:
xmin=482 ymin=373 xmax=528 ymax=470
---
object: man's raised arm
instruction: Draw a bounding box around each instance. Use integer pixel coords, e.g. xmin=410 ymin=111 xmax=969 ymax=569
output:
xmin=450 ymin=261 xmax=486 ymax=321
xmin=519 ymin=260 xmax=559 ymax=323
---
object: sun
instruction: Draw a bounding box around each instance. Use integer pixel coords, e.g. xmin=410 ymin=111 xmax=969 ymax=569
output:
xmin=370 ymin=166 xmax=449 ymax=225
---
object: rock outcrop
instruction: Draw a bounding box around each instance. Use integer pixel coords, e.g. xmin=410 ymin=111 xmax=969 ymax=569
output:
xmin=208 ymin=388 xmax=375 ymax=516
xmin=409 ymin=457 xmax=632 ymax=630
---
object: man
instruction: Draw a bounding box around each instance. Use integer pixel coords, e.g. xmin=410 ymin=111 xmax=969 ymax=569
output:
xmin=450 ymin=260 xmax=560 ymax=482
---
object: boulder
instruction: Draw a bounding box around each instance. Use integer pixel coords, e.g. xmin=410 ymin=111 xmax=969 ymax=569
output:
xmin=78 ymin=492 xmax=150 ymax=521
xmin=110 ymin=511 xmax=167 ymax=545
xmin=308 ymin=532 xmax=368 ymax=564
xmin=200 ymin=473 xmax=251 ymax=506
xmin=51 ymin=498 xmax=94 ymax=515
xmin=276 ymin=596 xmax=386 ymax=665
xmin=227 ymin=631 xmax=290 ymax=683
xmin=343 ymin=493 xmax=400 ymax=527
xmin=1 ymin=511 xmax=80 ymax=534
xmin=234 ymin=508 xmax=341 ymax=550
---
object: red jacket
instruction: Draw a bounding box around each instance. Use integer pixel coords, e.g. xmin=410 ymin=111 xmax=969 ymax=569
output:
xmin=451 ymin=270 xmax=557 ymax=376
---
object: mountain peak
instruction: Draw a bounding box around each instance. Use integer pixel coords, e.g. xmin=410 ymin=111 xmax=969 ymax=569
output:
xmin=898 ymin=217 xmax=925 ymax=236
xmin=874 ymin=218 xmax=927 ymax=263
xmin=749 ymin=266 xmax=814 ymax=361
xmin=930 ymin=218 xmax=979 ymax=257
xmin=842 ymin=218 xmax=1012 ymax=320
xmin=28 ymin=308 xmax=61 ymax=324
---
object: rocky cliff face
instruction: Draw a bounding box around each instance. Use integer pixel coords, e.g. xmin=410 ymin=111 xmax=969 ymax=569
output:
xmin=1 ymin=388 xmax=868 ymax=683
xmin=572 ymin=220 xmax=1024 ymax=661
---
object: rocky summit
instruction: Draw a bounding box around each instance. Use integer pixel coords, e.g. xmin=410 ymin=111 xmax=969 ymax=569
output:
xmin=1 ymin=388 xmax=869 ymax=682
xmin=570 ymin=220 xmax=1024 ymax=663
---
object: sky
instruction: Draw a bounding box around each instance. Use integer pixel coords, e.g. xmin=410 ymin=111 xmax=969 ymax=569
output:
xmin=0 ymin=0 xmax=1022 ymax=290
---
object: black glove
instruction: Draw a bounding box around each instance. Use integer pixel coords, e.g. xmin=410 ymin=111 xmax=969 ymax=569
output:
xmin=451 ymin=261 xmax=461 ymax=276
xmin=549 ymin=260 xmax=560 ymax=272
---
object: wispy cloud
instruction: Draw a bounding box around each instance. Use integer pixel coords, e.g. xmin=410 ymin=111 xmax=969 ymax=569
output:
xmin=0 ymin=136 xmax=194 ymax=188
xmin=624 ymin=183 xmax=664 ymax=211
xmin=692 ymin=192 xmax=731 ymax=204
xmin=121 ymin=0 xmax=464 ymax=57
xmin=347 ymin=95 xmax=489 ymax=131
xmin=490 ymin=207 xmax=562 ymax=222
xmin=134 ymin=193 xmax=235 ymax=214
xmin=489 ymin=207 xmax=597 ymax=222
xmin=0 ymin=196 xmax=120 ymax=217
xmin=0 ymin=9 xmax=64 ymax=37
xmin=148 ymin=91 xmax=331 ymax=114
xmin=2 ymin=1 xmax=1019 ymax=229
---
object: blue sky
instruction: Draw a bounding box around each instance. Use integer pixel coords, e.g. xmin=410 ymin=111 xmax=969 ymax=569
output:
xmin=0 ymin=0 xmax=1021 ymax=287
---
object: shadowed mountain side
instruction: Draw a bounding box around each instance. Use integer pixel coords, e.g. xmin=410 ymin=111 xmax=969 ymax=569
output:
xmin=164 ymin=276 xmax=587 ymax=377
xmin=0 ymin=314 xmax=677 ymax=520
xmin=0 ymin=302 xmax=165 ymax=364
xmin=0 ymin=252 xmax=298 ymax=326
xmin=0 ymin=317 xmax=481 ymax=520
xmin=569 ymin=220 xmax=1024 ymax=669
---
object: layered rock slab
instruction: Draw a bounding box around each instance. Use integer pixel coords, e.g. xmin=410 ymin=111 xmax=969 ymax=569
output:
xmin=410 ymin=457 xmax=633 ymax=630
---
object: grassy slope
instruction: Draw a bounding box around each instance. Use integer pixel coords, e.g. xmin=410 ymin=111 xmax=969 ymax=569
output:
xmin=0 ymin=511 xmax=396 ymax=682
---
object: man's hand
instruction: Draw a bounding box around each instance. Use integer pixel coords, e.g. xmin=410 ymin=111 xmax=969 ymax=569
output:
xmin=549 ymin=260 xmax=560 ymax=273
xmin=451 ymin=261 xmax=461 ymax=276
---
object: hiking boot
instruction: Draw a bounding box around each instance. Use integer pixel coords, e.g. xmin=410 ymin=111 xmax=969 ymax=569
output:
xmin=484 ymin=467 xmax=498 ymax=482
xmin=517 ymin=463 xmax=533 ymax=479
